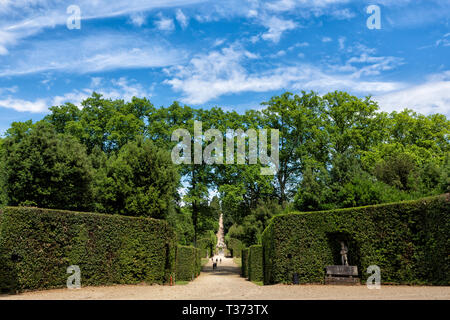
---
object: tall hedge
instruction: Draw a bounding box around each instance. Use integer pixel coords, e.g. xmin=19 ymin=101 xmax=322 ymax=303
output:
xmin=0 ymin=207 xmax=176 ymax=293
xmin=176 ymin=246 xmax=202 ymax=281
xmin=241 ymin=248 xmax=249 ymax=278
xmin=248 ymin=245 xmax=263 ymax=282
xmin=262 ymin=194 xmax=449 ymax=285
xmin=226 ymin=238 xmax=244 ymax=257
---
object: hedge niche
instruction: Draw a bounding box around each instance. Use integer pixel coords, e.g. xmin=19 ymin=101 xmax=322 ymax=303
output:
xmin=226 ymin=238 xmax=244 ymax=257
xmin=262 ymin=194 xmax=449 ymax=285
xmin=176 ymin=245 xmax=202 ymax=282
xmin=241 ymin=248 xmax=249 ymax=278
xmin=0 ymin=207 xmax=176 ymax=293
xmin=248 ymin=245 xmax=263 ymax=282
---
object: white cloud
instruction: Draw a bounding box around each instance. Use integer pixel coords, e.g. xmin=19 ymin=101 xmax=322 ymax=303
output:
xmin=176 ymin=9 xmax=189 ymax=28
xmin=0 ymin=33 xmax=185 ymax=76
xmin=322 ymin=37 xmax=332 ymax=42
xmin=436 ymin=33 xmax=450 ymax=47
xmin=164 ymin=45 xmax=404 ymax=105
xmin=288 ymin=42 xmax=309 ymax=51
xmin=129 ymin=12 xmax=146 ymax=27
xmin=53 ymin=77 xmax=153 ymax=107
xmin=0 ymin=97 xmax=48 ymax=113
xmin=338 ymin=36 xmax=346 ymax=50
xmin=155 ymin=13 xmax=175 ymax=31
xmin=265 ymin=0 xmax=350 ymax=12
xmin=375 ymin=71 xmax=450 ymax=116
xmin=332 ymin=8 xmax=355 ymax=20
xmin=346 ymin=54 xmax=404 ymax=77
xmin=0 ymin=0 xmax=205 ymax=54
xmin=270 ymin=50 xmax=286 ymax=58
xmin=261 ymin=16 xmax=297 ymax=43
xmin=0 ymin=77 xmax=153 ymax=113
xmin=0 ymin=86 xmax=17 ymax=94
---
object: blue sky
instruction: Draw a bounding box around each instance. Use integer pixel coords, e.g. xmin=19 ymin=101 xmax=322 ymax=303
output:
xmin=0 ymin=0 xmax=449 ymax=134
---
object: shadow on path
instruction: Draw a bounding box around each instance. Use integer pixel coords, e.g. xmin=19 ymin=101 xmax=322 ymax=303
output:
xmin=202 ymin=264 xmax=240 ymax=276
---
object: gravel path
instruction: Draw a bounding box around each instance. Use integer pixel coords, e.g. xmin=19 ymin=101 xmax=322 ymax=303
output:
xmin=1 ymin=257 xmax=449 ymax=300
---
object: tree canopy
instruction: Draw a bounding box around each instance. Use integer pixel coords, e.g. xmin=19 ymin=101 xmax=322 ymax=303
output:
xmin=0 ymin=90 xmax=448 ymax=247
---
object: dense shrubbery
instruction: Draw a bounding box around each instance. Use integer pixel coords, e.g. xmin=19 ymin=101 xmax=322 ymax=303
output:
xmin=248 ymin=245 xmax=263 ymax=282
xmin=197 ymin=235 xmax=216 ymax=258
xmin=241 ymin=248 xmax=249 ymax=278
xmin=176 ymin=245 xmax=202 ymax=282
xmin=0 ymin=207 xmax=176 ymax=293
xmin=226 ymin=238 xmax=244 ymax=257
xmin=262 ymin=194 xmax=449 ymax=285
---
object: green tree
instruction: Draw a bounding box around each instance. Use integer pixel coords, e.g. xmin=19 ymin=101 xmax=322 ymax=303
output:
xmin=45 ymin=93 xmax=153 ymax=153
xmin=1 ymin=121 xmax=94 ymax=211
xmin=94 ymin=138 xmax=179 ymax=218
xmin=261 ymin=91 xmax=327 ymax=203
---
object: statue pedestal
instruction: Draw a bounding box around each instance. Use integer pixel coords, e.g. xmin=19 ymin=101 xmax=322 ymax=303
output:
xmin=325 ymin=265 xmax=360 ymax=285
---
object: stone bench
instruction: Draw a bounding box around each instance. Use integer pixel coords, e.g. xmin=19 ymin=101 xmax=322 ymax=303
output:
xmin=325 ymin=265 xmax=360 ymax=285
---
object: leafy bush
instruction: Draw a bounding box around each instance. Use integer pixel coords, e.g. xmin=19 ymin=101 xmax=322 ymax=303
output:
xmin=197 ymin=237 xmax=215 ymax=258
xmin=241 ymin=248 xmax=249 ymax=278
xmin=226 ymin=238 xmax=244 ymax=257
xmin=176 ymin=245 xmax=202 ymax=282
xmin=0 ymin=206 xmax=176 ymax=293
xmin=262 ymin=194 xmax=449 ymax=285
xmin=248 ymin=245 xmax=263 ymax=282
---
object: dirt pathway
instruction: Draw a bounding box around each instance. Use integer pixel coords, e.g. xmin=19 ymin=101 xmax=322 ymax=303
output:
xmin=215 ymin=213 xmax=226 ymax=255
xmin=1 ymin=257 xmax=449 ymax=300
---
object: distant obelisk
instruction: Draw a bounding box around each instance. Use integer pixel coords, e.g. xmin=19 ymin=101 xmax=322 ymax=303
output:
xmin=216 ymin=213 xmax=226 ymax=256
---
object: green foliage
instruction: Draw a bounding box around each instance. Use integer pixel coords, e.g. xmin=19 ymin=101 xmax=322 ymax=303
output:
xmin=0 ymin=121 xmax=94 ymax=211
xmin=166 ymin=206 xmax=194 ymax=245
xmin=45 ymin=94 xmax=153 ymax=153
xmin=197 ymin=231 xmax=217 ymax=257
xmin=226 ymin=237 xmax=244 ymax=257
xmin=93 ymin=138 xmax=179 ymax=218
xmin=241 ymin=248 xmax=249 ymax=278
xmin=0 ymin=206 xmax=176 ymax=293
xmin=226 ymin=199 xmax=287 ymax=247
xmin=176 ymin=245 xmax=201 ymax=281
xmin=374 ymin=152 xmax=418 ymax=191
xmin=248 ymin=245 xmax=263 ymax=282
xmin=263 ymin=194 xmax=449 ymax=285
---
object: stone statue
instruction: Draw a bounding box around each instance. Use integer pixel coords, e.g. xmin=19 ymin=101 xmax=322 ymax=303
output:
xmin=340 ymin=241 xmax=349 ymax=266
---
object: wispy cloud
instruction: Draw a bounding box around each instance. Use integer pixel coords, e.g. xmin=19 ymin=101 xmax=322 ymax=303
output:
xmin=164 ymin=45 xmax=404 ymax=105
xmin=129 ymin=12 xmax=147 ymax=27
xmin=260 ymin=16 xmax=297 ymax=43
xmin=176 ymin=9 xmax=189 ymax=29
xmin=155 ymin=13 xmax=175 ymax=32
xmin=0 ymin=0 xmax=206 ymax=54
xmin=0 ymin=77 xmax=153 ymax=113
xmin=0 ymin=33 xmax=186 ymax=76
xmin=375 ymin=71 xmax=450 ymax=116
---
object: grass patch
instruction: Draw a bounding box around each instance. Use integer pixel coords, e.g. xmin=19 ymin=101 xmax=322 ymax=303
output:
xmin=175 ymin=281 xmax=190 ymax=285
xmin=201 ymin=258 xmax=209 ymax=266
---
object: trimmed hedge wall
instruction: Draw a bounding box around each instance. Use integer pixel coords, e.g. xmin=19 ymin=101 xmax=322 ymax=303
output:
xmin=262 ymin=194 xmax=449 ymax=285
xmin=241 ymin=248 xmax=249 ymax=278
xmin=226 ymin=238 xmax=244 ymax=257
xmin=176 ymin=245 xmax=202 ymax=282
xmin=248 ymin=245 xmax=263 ymax=282
xmin=0 ymin=207 xmax=176 ymax=293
